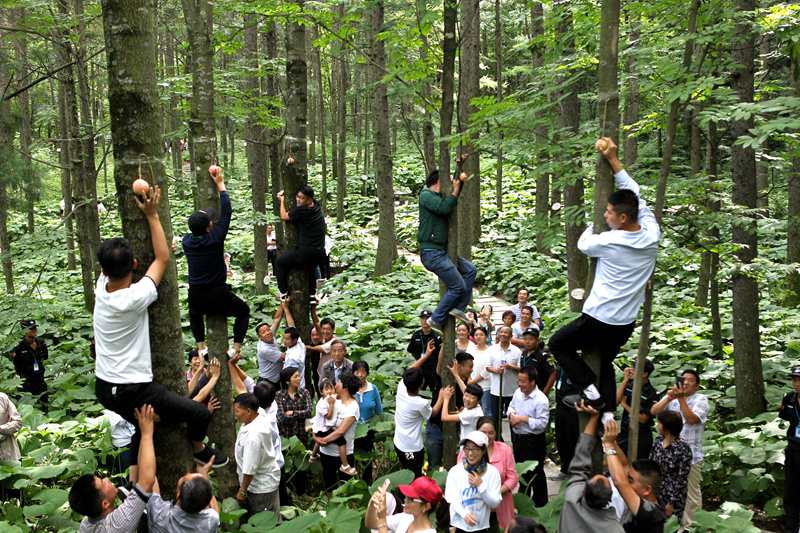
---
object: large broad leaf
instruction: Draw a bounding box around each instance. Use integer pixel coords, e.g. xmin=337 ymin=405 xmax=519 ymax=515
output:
xmin=27 ymin=464 xmax=67 ymax=480
xmin=0 ymin=521 xmax=24 ymax=533
xmin=513 ymin=492 xmax=536 ymax=517
xmin=240 ymin=510 xmax=279 ymax=532
xmin=323 ymin=505 xmax=363 ymax=533
xmin=269 ymin=511 xmax=324 ymax=532
xmin=370 ymin=469 xmax=414 ymax=493
xmin=23 ymin=488 xmax=68 ymax=517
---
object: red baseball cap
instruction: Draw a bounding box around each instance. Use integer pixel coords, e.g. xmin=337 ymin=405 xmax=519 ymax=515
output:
xmin=398 ymin=476 xmax=443 ymax=505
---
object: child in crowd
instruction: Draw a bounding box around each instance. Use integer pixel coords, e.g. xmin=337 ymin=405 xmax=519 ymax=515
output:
xmin=310 ymin=379 xmax=357 ymax=476
xmin=441 ymin=384 xmax=485 ymax=441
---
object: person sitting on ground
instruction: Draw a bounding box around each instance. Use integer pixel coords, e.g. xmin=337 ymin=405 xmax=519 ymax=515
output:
xmin=11 ymin=319 xmax=49 ymax=407
xmin=93 ymin=186 xmax=226 ymax=469
xmin=255 ymin=302 xmax=286 ymax=387
xmin=183 ymin=165 xmax=250 ymax=357
xmin=601 ymin=417 xmax=666 ymax=532
xmin=550 ymin=137 xmax=660 ymax=426
xmin=519 ymin=327 xmax=555 ymax=396
xmin=0 ymin=392 xmax=22 ymax=464
xmin=275 ymin=367 xmax=312 ymax=443
xmin=407 ymin=310 xmax=443 ymax=392
xmin=558 ymin=402 xmax=623 ymax=533
xmin=147 ymin=453 xmax=220 ymax=532
xmin=441 ymin=383 xmax=484 ymax=441
xmin=456 ymin=417 xmax=518 ymax=530
xmin=365 ymin=476 xmax=443 ymax=533
xmin=510 ymin=289 xmax=542 ymax=329
xmin=468 ymin=327 xmax=494 ymax=417
xmin=275 ymin=185 xmax=327 ymax=305
xmin=445 ymin=430 xmax=502 ymax=532
xmin=495 ymin=311 xmax=516 ymax=344
xmin=417 ymin=157 xmax=476 ymax=328
xmin=511 ymin=306 xmax=538 ymax=347
xmin=318 ymin=340 xmax=353 ymax=392
xmin=233 ymin=393 xmax=282 ymax=520
xmin=309 ymin=378 xmax=357 ymax=475
xmin=649 ymin=410 xmax=692 ymax=521
xmin=617 ymin=359 xmax=659 ymax=460
xmin=69 ymin=405 xmax=157 ymax=532
xmin=393 ymin=368 xmax=433 ymax=478
xmin=486 ymin=326 xmax=521 ymax=420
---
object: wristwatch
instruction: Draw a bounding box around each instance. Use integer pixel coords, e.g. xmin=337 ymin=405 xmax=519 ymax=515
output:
xmin=603 ymin=447 xmax=617 ymax=456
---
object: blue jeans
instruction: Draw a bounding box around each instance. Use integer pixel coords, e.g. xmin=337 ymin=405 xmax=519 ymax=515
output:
xmin=420 ymin=249 xmax=477 ymax=326
xmin=480 ymin=389 xmax=494 ymax=419
xmin=425 ymin=422 xmax=444 ymax=469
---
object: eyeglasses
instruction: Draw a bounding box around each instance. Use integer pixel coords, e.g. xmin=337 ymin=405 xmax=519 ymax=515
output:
xmin=463 ymin=445 xmax=482 ymax=453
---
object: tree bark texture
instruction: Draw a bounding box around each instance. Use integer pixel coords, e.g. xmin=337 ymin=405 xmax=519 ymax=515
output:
xmin=101 ymin=0 xmax=191 ymax=498
xmin=262 ymin=24 xmax=284 ymax=246
xmin=532 ymin=2 xmax=548 ymax=251
xmin=312 ymin=26 xmax=328 ymax=211
xmin=622 ymin=17 xmax=639 ymax=168
xmin=706 ymin=121 xmax=722 ymax=355
xmin=56 ymin=75 xmax=77 ymax=270
xmin=0 ymin=56 xmax=12 ymax=293
xmin=371 ymin=0 xmax=397 ymax=276
xmin=494 ymin=0 xmax=503 ymax=212
xmin=14 ymin=16 xmax=36 ymax=234
xmin=334 ymin=4 xmax=348 ymax=223
xmin=786 ymin=45 xmax=800 ymax=303
xmin=730 ymin=0 xmax=765 ymax=417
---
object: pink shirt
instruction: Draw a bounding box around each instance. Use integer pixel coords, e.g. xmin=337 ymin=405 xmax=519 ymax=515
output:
xmin=457 ymin=440 xmax=518 ymax=529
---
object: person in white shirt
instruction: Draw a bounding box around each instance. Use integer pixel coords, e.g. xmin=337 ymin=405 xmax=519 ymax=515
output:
xmin=93 ymin=185 xmax=226 ymax=471
xmin=282 ymin=326 xmax=307 ymax=390
xmin=468 ymin=326 xmax=494 ymax=417
xmin=309 ymin=379 xmax=357 ymax=476
xmin=510 ymin=306 xmax=538 ymax=349
xmin=507 ymin=366 xmax=550 ymax=507
xmin=445 ymin=430 xmax=502 ymax=532
xmin=365 ymin=476 xmax=443 ymax=533
xmin=255 ymin=302 xmax=287 ymax=386
xmin=441 ymin=383 xmax=485 ymax=441
xmin=510 ymin=289 xmax=542 ymax=329
xmin=550 ymin=137 xmax=660 ymax=423
xmin=103 ymin=409 xmax=135 ymax=475
xmin=265 ymin=223 xmax=278 ymax=276
xmin=393 ymin=368 xmax=433 ymax=477
xmin=486 ymin=326 xmax=522 ymax=421
xmin=233 ymin=393 xmax=281 ymax=521
xmin=650 ymin=368 xmax=708 ymax=529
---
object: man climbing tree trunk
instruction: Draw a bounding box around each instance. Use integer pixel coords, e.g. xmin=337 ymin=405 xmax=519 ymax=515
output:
xmin=730 ymin=0 xmax=765 ymax=417
xmin=371 ymin=0 xmax=397 ymax=276
xmin=101 ymin=0 xmax=192 ymax=498
xmin=181 ymin=0 xmax=239 ymax=493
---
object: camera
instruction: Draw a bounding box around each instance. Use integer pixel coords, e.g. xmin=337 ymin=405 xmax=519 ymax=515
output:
xmin=675 ymin=376 xmax=684 ymax=386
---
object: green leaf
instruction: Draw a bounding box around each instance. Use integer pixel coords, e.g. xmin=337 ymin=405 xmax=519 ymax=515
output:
xmin=323 ymin=505 xmax=363 ymax=533
xmin=370 ymin=469 xmax=414 ymax=493
xmin=23 ymin=488 xmax=68 ymax=517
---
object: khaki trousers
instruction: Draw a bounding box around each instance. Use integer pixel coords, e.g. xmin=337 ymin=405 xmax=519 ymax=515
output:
xmin=680 ymin=460 xmax=703 ymax=529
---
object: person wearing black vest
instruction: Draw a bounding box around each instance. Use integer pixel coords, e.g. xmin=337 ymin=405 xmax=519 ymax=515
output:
xmin=275 ymin=185 xmax=327 ymax=304
xmin=780 ymin=365 xmax=800 ymax=533
xmin=11 ymin=320 xmax=48 ymax=407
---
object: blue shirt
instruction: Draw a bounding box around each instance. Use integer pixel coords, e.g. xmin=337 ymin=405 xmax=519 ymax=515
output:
xmin=183 ymin=191 xmax=232 ymax=286
xmin=355 ymin=382 xmax=383 ymax=423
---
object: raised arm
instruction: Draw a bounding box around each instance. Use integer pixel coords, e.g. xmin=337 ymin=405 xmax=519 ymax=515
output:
xmin=133 ymin=405 xmax=157 ymax=493
xmin=134 ymin=186 xmax=169 ymax=286
xmin=568 ymin=404 xmax=600 ymax=483
xmin=209 ymin=167 xmax=232 ymax=239
xmin=191 ymin=358 xmax=220 ymax=403
xmin=602 ymin=419 xmax=641 ymax=515
xmin=271 ymin=303 xmax=285 ymax=335
xmin=282 ymin=301 xmax=295 ymax=327
xmin=277 ymin=191 xmax=290 ymax=222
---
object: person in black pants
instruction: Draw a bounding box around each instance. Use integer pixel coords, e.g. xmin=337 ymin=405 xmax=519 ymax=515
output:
xmin=94 ymin=184 xmax=227 ymax=470
xmin=553 ymin=365 xmax=580 ymax=478
xmin=183 ymin=165 xmax=250 ymax=356
xmin=780 ymin=365 xmax=800 ymax=533
xmin=275 ymin=185 xmax=327 ymax=304
xmin=11 ymin=320 xmax=49 ymax=408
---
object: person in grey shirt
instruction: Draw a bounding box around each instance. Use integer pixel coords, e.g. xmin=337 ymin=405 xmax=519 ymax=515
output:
xmin=148 ymin=454 xmax=220 ymax=532
xmin=255 ymin=302 xmax=287 ymax=386
xmin=558 ymin=402 xmax=624 ymax=533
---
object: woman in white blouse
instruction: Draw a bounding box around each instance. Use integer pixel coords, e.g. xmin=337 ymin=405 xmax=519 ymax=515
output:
xmin=445 ymin=430 xmax=502 ymax=532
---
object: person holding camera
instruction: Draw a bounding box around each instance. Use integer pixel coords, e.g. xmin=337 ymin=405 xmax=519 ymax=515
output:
xmin=650 ymin=369 xmax=708 ymax=529
xmin=779 ymin=366 xmax=800 ymax=533
xmin=549 ymin=137 xmax=660 ymax=424
xmin=417 ymin=155 xmax=476 ymax=328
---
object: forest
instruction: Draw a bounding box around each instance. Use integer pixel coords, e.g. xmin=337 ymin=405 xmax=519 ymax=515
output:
xmin=0 ymin=0 xmax=798 ymax=531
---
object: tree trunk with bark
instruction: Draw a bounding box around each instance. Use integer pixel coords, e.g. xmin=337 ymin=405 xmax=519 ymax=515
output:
xmin=0 ymin=56 xmax=12 ymax=293
xmin=312 ymin=26 xmax=328 ymax=210
xmin=787 ymin=47 xmax=800 ymax=304
xmin=334 ymin=5 xmax=348 ymax=223
xmin=730 ymin=0 xmax=765 ymax=417
xmin=494 ymin=0 xmax=503 ymax=212
xmin=101 ymin=0 xmax=191 ymax=498
xmin=706 ymin=121 xmax=723 ymax=355
xmin=371 ymin=0 xmax=397 ymax=275
xmin=14 ymin=15 xmax=36 ymax=234
xmin=56 ymin=75 xmax=77 ymax=270
xmin=532 ymin=1 xmax=548 ymax=251
xmin=622 ymin=16 xmax=639 ymax=168
xmin=263 ymin=24 xmax=284 ymax=246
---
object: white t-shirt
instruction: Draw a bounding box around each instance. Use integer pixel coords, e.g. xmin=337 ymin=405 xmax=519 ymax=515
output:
xmin=445 ymin=463 xmax=502 ymax=532
xmin=312 ymin=395 xmax=339 ymax=433
xmin=489 ymin=344 xmax=522 ymax=397
xmin=284 ymin=338 xmax=307 ymax=388
xmin=235 ymin=415 xmax=280 ymax=494
xmin=321 ymin=399 xmax=360 ymax=456
xmin=458 ymin=406 xmax=484 ymax=441
xmin=258 ymin=404 xmax=284 ymax=469
xmin=104 ymin=409 xmax=135 ymax=448
xmin=667 ymin=393 xmax=709 ymax=464
xmin=93 ymin=274 xmax=159 ymax=384
xmin=470 ymin=346 xmax=492 ymax=391
xmin=266 ymin=231 xmax=277 ymax=251
xmin=579 ymin=169 xmax=660 ymax=325
xmin=386 ymin=512 xmax=435 ymax=533
xmin=393 ymin=381 xmax=432 ymax=453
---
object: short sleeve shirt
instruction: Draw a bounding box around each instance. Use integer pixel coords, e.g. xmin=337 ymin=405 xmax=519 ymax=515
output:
xmin=80 ymin=485 xmax=149 ymax=533
xmin=667 ymin=393 xmax=709 ymax=464
xmin=321 ymin=399 xmax=360 ymax=456
xmin=393 ymin=381 xmax=432 ymax=452
xmin=386 ymin=512 xmax=436 ymax=533
xmin=622 ymin=498 xmax=665 ymax=533
xmin=93 ymin=274 xmax=158 ymax=384
xmin=288 ymin=204 xmax=326 ymax=250
xmin=284 ymin=339 xmax=307 ymax=389
xmin=147 ymin=493 xmax=220 ymax=533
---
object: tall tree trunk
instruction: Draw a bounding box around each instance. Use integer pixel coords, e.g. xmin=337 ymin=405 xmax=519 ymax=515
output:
xmin=245 ymin=14 xmax=268 ymax=294
xmin=630 ymin=0 xmax=699 ymax=460
xmin=181 ymin=0 xmax=238 ymax=493
xmin=307 ymin=29 xmax=317 ymax=164
xmin=55 ymin=75 xmax=77 ymax=269
xmin=730 ymin=0 xmax=764 ymax=417
xmin=532 ymin=2 xmax=548 ymax=252
xmin=371 ymin=0 xmax=396 ymax=275
xmin=101 ymin=0 xmax=191 ymax=498
xmin=335 ymin=6 xmax=348 ymax=223
xmin=706 ymin=121 xmax=723 ymax=355
xmin=0 ymin=57 xmax=12 ymax=293
xmin=14 ymin=14 xmax=36 ymax=234
xmin=786 ymin=47 xmax=800 ymax=303
xmin=284 ymin=0 xmax=313 ymax=337
xmin=164 ymin=21 xmax=182 ymax=179
xmin=263 ymin=24 xmax=283 ymax=245
xmin=556 ymin=0 xmax=587 ymax=312
xmin=494 ymin=0 xmax=503 ymax=212
xmin=457 ymin=0 xmax=481 ymax=251
xmin=312 ymin=26 xmax=328 ymax=210
xmin=622 ymin=16 xmax=639 ymax=167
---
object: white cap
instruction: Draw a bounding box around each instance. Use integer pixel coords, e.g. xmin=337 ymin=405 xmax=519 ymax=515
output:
xmin=461 ymin=430 xmax=488 ymax=448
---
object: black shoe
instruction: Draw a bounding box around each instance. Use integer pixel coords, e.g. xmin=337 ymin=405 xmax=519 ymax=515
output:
xmin=561 ymin=392 xmax=606 ymax=412
xmin=194 ymin=445 xmax=229 ymax=468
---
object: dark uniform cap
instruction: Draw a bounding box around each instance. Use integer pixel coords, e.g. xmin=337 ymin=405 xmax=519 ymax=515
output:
xmin=791 ymin=366 xmax=800 ymax=378
xmin=20 ymin=320 xmax=37 ymax=330
xmin=419 ymin=310 xmax=432 ymax=318
xmin=522 ymin=327 xmax=540 ymax=337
